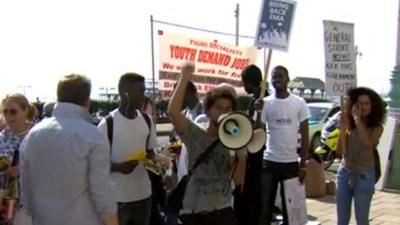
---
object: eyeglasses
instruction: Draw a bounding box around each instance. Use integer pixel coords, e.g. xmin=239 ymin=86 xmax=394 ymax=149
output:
xmin=2 ymin=108 xmax=18 ymax=116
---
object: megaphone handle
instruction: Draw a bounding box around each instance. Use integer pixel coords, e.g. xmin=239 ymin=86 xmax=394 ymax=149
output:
xmin=254 ymin=111 xmax=263 ymax=129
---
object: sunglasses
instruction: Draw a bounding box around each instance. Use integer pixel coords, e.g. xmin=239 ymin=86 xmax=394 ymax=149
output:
xmin=2 ymin=108 xmax=18 ymax=116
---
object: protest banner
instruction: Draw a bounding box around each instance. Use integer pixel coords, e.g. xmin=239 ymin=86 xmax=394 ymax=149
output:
xmin=158 ymin=32 xmax=258 ymax=97
xmin=254 ymin=0 xmax=296 ymax=100
xmin=255 ymin=0 xmax=297 ymax=51
xmin=323 ymin=20 xmax=357 ymax=96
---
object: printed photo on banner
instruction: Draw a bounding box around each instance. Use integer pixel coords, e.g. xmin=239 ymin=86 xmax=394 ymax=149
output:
xmin=255 ymin=0 xmax=297 ymax=51
xmin=323 ymin=20 xmax=357 ymax=96
xmin=158 ymin=32 xmax=259 ymax=97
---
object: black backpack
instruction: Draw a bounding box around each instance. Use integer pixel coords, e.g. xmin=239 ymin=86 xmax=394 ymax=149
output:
xmin=104 ymin=111 xmax=166 ymax=208
xmin=105 ymin=110 xmax=152 ymax=149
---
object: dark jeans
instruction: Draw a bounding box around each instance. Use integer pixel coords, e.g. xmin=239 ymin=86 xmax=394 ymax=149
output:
xmin=118 ymin=197 xmax=152 ymax=225
xmin=258 ymin=160 xmax=299 ymax=225
xmin=234 ymin=150 xmax=263 ymax=225
xmin=149 ymin=195 xmax=164 ymax=225
xmin=180 ymin=207 xmax=237 ymax=225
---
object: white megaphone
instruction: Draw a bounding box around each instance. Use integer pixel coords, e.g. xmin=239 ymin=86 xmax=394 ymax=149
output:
xmin=217 ymin=112 xmax=266 ymax=153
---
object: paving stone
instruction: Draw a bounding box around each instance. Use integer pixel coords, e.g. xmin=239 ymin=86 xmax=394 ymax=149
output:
xmin=373 ymin=215 xmax=400 ymax=223
xmin=306 ymin=191 xmax=400 ymax=225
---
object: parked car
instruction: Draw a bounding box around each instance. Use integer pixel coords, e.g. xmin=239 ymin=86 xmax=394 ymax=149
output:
xmin=298 ymin=102 xmax=341 ymax=152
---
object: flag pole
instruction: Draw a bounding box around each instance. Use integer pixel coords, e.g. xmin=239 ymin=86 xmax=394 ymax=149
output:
xmin=260 ymin=48 xmax=273 ymax=100
xmin=150 ymin=15 xmax=156 ymax=100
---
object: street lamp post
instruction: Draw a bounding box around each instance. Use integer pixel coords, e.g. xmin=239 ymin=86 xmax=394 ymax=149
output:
xmin=17 ymin=85 xmax=32 ymax=96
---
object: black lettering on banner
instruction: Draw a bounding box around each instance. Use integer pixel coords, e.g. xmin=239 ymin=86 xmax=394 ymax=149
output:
xmin=333 ymin=82 xmax=352 ymax=93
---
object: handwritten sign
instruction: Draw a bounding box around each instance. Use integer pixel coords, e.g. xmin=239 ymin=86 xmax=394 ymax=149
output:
xmin=323 ymin=20 xmax=357 ymax=96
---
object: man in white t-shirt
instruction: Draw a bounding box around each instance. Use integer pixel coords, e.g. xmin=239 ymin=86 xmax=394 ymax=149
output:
xmin=98 ymin=73 xmax=157 ymax=225
xmin=257 ymin=66 xmax=309 ymax=225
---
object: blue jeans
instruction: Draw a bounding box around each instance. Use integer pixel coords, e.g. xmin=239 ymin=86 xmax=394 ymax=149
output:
xmin=336 ymin=166 xmax=375 ymax=225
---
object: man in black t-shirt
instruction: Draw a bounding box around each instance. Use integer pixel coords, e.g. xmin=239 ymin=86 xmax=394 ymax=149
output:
xmin=234 ymin=65 xmax=269 ymax=225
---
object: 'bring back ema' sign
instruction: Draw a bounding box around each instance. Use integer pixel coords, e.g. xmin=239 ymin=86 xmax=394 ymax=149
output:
xmin=255 ymin=0 xmax=296 ymax=51
xmin=323 ymin=20 xmax=357 ymax=96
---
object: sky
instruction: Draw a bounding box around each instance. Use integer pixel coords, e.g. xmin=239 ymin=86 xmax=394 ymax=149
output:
xmin=0 ymin=0 xmax=398 ymax=102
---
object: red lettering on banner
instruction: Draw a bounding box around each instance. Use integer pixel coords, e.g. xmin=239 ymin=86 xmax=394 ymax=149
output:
xmin=190 ymin=39 xmax=208 ymax=48
xmin=230 ymin=57 xmax=250 ymax=70
xmin=162 ymin=63 xmax=175 ymax=70
xmin=170 ymin=45 xmax=197 ymax=61
xmin=197 ymin=50 xmax=231 ymax=66
xmin=209 ymin=42 xmax=243 ymax=56
xmin=163 ymin=81 xmax=175 ymax=88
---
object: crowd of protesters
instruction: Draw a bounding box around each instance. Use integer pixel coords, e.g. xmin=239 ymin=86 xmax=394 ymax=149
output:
xmin=0 ymin=62 xmax=387 ymax=225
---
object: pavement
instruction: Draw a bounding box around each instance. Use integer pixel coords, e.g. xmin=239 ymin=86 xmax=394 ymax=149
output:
xmin=156 ymin=123 xmax=400 ymax=225
xmin=306 ymin=190 xmax=400 ymax=225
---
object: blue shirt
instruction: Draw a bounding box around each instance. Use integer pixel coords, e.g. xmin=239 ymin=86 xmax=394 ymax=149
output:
xmin=0 ymin=127 xmax=25 ymax=164
xmin=20 ymin=102 xmax=117 ymax=225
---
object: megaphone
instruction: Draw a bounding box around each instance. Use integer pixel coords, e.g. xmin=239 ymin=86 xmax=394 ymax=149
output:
xmin=218 ymin=112 xmax=266 ymax=153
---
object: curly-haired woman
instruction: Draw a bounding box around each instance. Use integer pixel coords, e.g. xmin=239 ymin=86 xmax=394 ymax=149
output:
xmin=336 ymin=87 xmax=386 ymax=225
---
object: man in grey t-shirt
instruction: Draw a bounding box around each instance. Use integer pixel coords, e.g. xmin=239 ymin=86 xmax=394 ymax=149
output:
xmin=167 ymin=62 xmax=238 ymax=225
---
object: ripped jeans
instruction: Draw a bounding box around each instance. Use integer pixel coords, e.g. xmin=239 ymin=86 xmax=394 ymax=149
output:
xmin=336 ymin=165 xmax=375 ymax=225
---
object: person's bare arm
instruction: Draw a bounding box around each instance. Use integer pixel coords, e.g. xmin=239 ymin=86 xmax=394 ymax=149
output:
xmin=111 ymin=160 xmax=139 ymax=174
xmin=337 ymin=112 xmax=349 ymax=155
xmin=352 ymin=103 xmax=384 ymax=148
xmin=299 ymin=119 xmax=309 ymax=166
xmin=101 ymin=213 xmax=119 ymax=225
xmin=299 ymin=119 xmax=309 ymax=184
xmin=167 ymin=63 xmax=195 ymax=135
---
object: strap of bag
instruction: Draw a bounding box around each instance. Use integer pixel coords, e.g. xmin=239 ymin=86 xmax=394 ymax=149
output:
xmin=105 ymin=111 xmax=152 ymax=151
xmin=105 ymin=114 xmax=113 ymax=149
xmin=187 ymin=139 xmax=219 ymax=177
xmin=138 ymin=111 xmax=152 ymax=150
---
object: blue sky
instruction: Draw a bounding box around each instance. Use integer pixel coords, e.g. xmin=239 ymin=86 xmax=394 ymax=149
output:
xmin=0 ymin=0 xmax=398 ymax=101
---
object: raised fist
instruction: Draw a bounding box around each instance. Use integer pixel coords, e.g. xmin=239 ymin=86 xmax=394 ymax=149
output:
xmin=181 ymin=62 xmax=195 ymax=77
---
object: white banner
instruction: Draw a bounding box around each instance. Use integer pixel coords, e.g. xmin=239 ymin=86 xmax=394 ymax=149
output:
xmin=158 ymin=32 xmax=258 ymax=96
xmin=283 ymin=178 xmax=308 ymax=225
xmin=323 ymin=20 xmax=357 ymax=96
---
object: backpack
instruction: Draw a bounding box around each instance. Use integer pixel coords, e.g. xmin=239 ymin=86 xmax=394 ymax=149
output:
xmin=105 ymin=111 xmax=167 ymax=217
xmin=105 ymin=110 xmax=152 ymax=150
